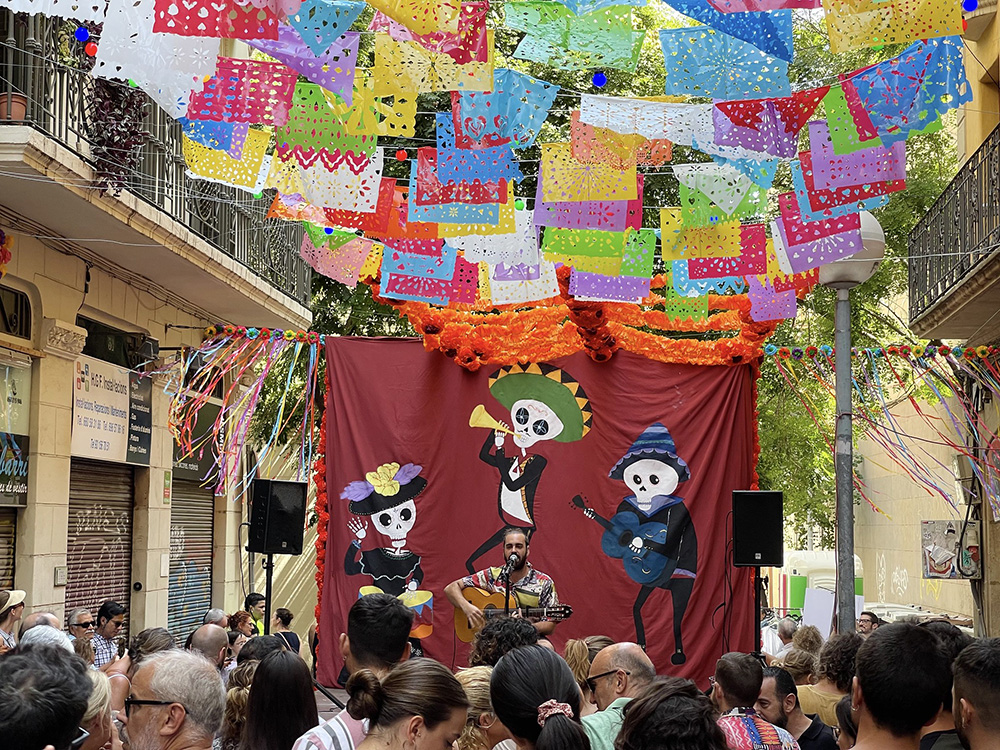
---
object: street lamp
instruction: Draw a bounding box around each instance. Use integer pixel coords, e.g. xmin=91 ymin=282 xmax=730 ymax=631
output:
xmin=819 ymin=210 xmax=885 ymax=636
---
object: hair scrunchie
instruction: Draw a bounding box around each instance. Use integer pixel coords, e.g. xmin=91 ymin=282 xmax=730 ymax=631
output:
xmin=537 ymin=700 xmax=573 ymax=728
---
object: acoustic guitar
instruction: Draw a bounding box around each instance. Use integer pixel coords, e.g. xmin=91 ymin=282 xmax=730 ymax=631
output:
xmin=454 ymin=587 xmax=573 ymax=643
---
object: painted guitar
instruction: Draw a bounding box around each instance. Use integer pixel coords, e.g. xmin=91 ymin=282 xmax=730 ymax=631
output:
xmin=571 ymin=495 xmax=673 ymax=585
xmin=454 ymin=587 xmax=573 ymax=643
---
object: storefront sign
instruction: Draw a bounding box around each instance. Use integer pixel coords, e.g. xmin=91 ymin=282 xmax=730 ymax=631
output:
xmin=0 ymin=362 xmax=31 ymax=506
xmin=71 ymin=355 xmax=152 ymax=466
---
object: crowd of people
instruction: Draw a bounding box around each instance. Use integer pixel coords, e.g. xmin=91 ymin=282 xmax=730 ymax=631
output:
xmin=3 ymin=583 xmax=1000 ymax=750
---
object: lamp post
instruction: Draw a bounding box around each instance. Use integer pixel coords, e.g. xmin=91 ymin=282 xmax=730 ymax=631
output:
xmin=818 ymin=211 xmax=885 ymax=636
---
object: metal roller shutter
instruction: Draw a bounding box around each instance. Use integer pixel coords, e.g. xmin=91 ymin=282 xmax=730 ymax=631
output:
xmin=0 ymin=509 xmax=15 ymax=589
xmin=66 ymin=460 xmax=134 ymax=638
xmin=167 ymin=480 xmax=215 ymax=641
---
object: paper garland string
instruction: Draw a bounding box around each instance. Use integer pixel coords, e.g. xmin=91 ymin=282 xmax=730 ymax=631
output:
xmin=187 ymin=58 xmax=298 ymax=126
xmin=413 ymin=148 xmax=507 ymax=206
xmin=435 ymin=114 xmax=523 ymax=184
xmin=267 ymin=148 xmax=385 ymax=212
xmin=791 ymin=152 xmax=896 ymax=222
xmin=407 ymin=162 xmax=502 ymax=226
xmin=659 ymin=27 xmax=791 ymax=100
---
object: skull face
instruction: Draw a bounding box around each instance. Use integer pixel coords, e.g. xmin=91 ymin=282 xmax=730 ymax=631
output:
xmin=374 ymin=499 xmax=416 ymax=546
xmin=510 ymin=399 xmax=564 ymax=449
xmin=623 ymin=459 xmax=680 ymax=512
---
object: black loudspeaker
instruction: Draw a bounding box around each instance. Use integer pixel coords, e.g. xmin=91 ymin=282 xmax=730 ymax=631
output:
xmin=247 ymin=479 xmax=307 ymax=555
xmin=732 ymin=490 xmax=784 ymax=567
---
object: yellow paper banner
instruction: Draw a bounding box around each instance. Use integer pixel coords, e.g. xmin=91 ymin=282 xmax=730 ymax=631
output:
xmin=825 ymin=0 xmax=962 ymax=53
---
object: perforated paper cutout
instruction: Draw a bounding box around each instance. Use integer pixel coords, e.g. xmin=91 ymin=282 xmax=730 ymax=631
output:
xmin=505 ymin=3 xmax=646 ymax=72
xmin=671 ymin=261 xmax=745 ymax=295
xmin=384 ymin=242 xmax=456 ymax=279
xmin=436 ymin=193 xmax=517 ymax=237
xmin=620 ymin=228 xmax=656 ymax=277
xmin=570 ymin=271 xmax=651 ymax=302
xmin=300 ymin=231 xmax=373 ymax=286
xmin=436 ymin=115 xmax=523 ymax=185
xmin=7 ymin=0 xmax=105 ymax=21
xmin=747 ymin=276 xmax=796 ymax=321
xmin=838 ymin=76 xmax=879 ymax=147
xmin=370 ymin=1 xmax=489 ymax=64
xmin=665 ymin=0 xmax=793 ymax=61
xmin=850 ymin=37 xmax=970 ymax=145
xmin=248 ymin=26 xmax=359 ymax=107
xmin=535 ymin=171 xmax=641 ymax=231
xmin=673 ymin=164 xmax=753 ymax=216
xmin=267 ymin=148 xmax=384 ymax=212
xmin=540 ymin=143 xmax=638 ymax=203
xmin=288 ymin=0 xmax=366 ymax=56
xmin=368 ymin=0 xmax=461 ymax=36
xmin=808 ymin=120 xmax=905 ymax=191
xmin=688 ymin=223 xmax=767 ymax=278
xmin=414 ymin=148 xmax=507 ymax=206
xmin=183 ymin=129 xmax=272 ymax=192
xmin=408 ymin=163 xmax=502 ymax=225
xmin=756 ymin=237 xmax=817 ymax=294
xmin=325 ymin=72 xmax=418 ymax=138
xmin=541 ymin=228 xmax=629 ymax=273
xmin=824 ymin=0 xmax=962 ymax=54
xmin=381 ymin=255 xmax=479 ymax=305
xmin=493 ymin=263 xmax=541 ymax=282
xmin=454 ymin=69 xmax=560 ymax=149
xmin=488 ymin=261 xmax=559 ymax=305
xmin=791 ymin=154 xmax=895 ymax=222
xmin=368 ymin=186 xmax=439 ymax=241
xmin=188 ymin=58 xmax=298 ymax=126
xmin=659 ymin=27 xmax=790 ymax=100
xmin=325 ymin=177 xmax=398 ymax=233
xmin=95 ymin=0 xmax=217 ymax=119
xmin=708 ymin=0 xmax=817 ymax=10
xmin=276 ymin=84 xmax=376 ymax=173
xmin=663 ymin=283 xmax=710 ymax=323
xmin=570 ymin=112 xmax=672 ymax=170
xmin=372 ymin=32 xmax=494 ymax=96
xmin=178 ymin=119 xmax=249 ymax=159
xmin=153 ymin=0 xmax=278 ymax=38
xmin=823 ymin=84 xmax=882 ymax=156
xmin=658 ymin=216 xmax=743 ymax=261
xmin=552 ymin=0 xmax=646 ymax=15
xmin=679 ymin=182 xmax=766 ymax=227
xmin=449 ymin=208 xmax=540 ymax=266
xmin=773 ymin=194 xmax=863 ymax=275
xmin=712 ymin=88 xmax=827 ymax=158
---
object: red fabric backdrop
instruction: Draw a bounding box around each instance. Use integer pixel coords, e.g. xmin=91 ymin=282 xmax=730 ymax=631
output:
xmin=320 ymin=337 xmax=756 ymax=685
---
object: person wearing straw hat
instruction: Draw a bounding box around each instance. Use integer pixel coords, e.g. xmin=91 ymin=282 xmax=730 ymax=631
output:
xmin=0 ymin=588 xmax=26 ymax=652
xmin=466 ymin=363 xmax=593 ymax=575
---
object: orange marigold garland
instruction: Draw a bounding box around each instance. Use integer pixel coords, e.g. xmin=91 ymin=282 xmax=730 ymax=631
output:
xmin=313 ymin=407 xmax=328 ymax=628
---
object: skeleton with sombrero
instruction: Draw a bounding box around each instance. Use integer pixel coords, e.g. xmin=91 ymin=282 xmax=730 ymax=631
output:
xmin=466 ymin=363 xmax=592 ymax=575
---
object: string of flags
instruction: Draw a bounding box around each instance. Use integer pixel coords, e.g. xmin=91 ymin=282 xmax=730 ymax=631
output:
xmin=15 ymin=0 xmax=974 ymax=326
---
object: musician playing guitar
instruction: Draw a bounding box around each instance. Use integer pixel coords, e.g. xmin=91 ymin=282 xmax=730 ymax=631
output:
xmin=444 ymin=527 xmax=560 ymax=636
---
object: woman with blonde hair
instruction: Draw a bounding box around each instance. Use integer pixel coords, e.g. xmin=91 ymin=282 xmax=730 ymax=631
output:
xmin=773 ymin=648 xmax=817 ymax=686
xmin=81 ymin=670 xmax=114 ymax=750
xmin=214 ymin=660 xmax=258 ymax=750
xmin=456 ymin=667 xmax=514 ymax=750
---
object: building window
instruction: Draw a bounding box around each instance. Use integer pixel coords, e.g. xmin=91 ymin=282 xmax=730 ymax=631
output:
xmin=77 ymin=316 xmax=140 ymax=368
xmin=0 ymin=287 xmax=32 ymax=340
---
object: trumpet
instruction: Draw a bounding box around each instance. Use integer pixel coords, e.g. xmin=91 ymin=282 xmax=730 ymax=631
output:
xmin=469 ymin=404 xmax=513 ymax=434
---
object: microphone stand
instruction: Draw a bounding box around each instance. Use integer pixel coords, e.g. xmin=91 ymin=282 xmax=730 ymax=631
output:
xmin=500 ymin=554 xmax=517 ymax=617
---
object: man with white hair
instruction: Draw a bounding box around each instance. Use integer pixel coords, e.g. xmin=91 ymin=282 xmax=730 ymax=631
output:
xmin=119 ymin=649 xmax=225 ymax=750
xmin=19 ymin=610 xmax=61 ymax=637
xmin=67 ymin=607 xmax=96 ymax=642
xmin=202 ymin=608 xmax=229 ymax=629
xmin=19 ymin=624 xmax=75 ymax=652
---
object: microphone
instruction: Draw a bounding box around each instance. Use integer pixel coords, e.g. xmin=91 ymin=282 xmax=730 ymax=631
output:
xmin=499 ymin=552 xmax=520 ymax=579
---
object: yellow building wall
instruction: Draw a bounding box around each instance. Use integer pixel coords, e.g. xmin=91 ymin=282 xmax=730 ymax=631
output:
xmin=960 ymin=10 xmax=1000 ymax=160
xmin=856 ymin=400 xmax=975 ymax=619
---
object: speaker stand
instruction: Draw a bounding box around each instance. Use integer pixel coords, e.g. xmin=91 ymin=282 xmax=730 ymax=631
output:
xmin=263 ymin=554 xmax=274 ymax=635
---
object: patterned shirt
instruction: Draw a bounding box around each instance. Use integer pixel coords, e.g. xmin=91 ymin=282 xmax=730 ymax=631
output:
xmin=459 ymin=563 xmax=559 ymax=612
xmin=292 ymin=709 xmax=367 ymax=750
xmin=0 ymin=628 xmax=15 ymax=650
xmin=92 ymin=633 xmax=118 ymax=668
xmin=718 ymin=708 xmax=799 ymax=750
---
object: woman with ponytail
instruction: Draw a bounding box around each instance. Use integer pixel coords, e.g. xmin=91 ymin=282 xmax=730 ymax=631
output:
xmin=347 ymin=659 xmax=469 ymax=750
xmin=491 ymin=645 xmax=591 ymax=750
xmin=456 ymin=666 xmax=514 ymax=750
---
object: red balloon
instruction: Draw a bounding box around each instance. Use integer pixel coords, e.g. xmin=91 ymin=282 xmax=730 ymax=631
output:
xmin=395 ymin=149 xmax=407 ymax=162
xmin=84 ymin=41 xmax=98 ymax=56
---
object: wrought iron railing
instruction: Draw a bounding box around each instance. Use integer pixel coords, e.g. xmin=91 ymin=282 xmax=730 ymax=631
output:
xmin=0 ymin=10 xmax=310 ymax=308
xmin=909 ymin=123 xmax=1000 ymax=324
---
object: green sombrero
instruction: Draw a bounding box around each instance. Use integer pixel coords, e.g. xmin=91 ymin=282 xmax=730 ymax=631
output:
xmin=488 ymin=363 xmax=592 ymax=443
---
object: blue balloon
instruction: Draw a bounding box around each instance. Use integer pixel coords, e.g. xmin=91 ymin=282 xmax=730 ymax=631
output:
xmin=592 ymin=71 xmax=607 ymax=88
xmin=963 ymin=0 xmax=978 ymax=11
xmin=74 ymin=26 xmax=89 ymax=42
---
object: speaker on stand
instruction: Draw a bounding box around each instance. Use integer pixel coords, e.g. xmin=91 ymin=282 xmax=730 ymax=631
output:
xmin=732 ymin=490 xmax=784 ymax=656
xmin=247 ymin=479 xmax=308 ymax=634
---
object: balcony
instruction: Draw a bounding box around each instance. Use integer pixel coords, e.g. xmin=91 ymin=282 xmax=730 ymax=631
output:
xmin=909 ymin=123 xmax=1000 ymax=343
xmin=0 ymin=10 xmax=311 ymax=329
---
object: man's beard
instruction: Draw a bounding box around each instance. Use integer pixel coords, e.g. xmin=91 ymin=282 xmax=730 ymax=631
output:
xmin=513 ymin=555 xmax=527 ymax=571
xmin=771 ymin=707 xmax=789 ymax=729
xmin=121 ymin=720 xmax=158 ymax=750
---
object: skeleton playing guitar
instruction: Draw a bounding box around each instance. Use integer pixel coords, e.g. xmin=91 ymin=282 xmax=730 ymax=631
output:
xmin=571 ymin=494 xmax=674 ymax=585
xmin=453 ymin=587 xmax=573 ymax=643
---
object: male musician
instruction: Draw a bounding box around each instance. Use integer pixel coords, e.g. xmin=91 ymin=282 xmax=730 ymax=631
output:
xmin=444 ymin=527 xmax=559 ymax=636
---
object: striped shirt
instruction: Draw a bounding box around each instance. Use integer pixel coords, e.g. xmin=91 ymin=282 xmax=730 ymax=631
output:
xmin=292 ymin=709 xmax=367 ymax=750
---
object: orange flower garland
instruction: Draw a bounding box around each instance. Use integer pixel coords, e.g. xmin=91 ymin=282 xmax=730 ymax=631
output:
xmin=312 ymin=409 xmax=328 ymax=628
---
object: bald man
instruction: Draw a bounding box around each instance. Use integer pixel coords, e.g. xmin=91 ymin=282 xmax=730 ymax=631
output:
xmin=18 ymin=611 xmax=60 ymax=638
xmin=189 ymin=624 xmax=229 ymax=669
xmin=582 ymin=642 xmax=656 ymax=750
